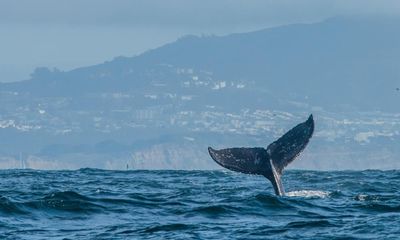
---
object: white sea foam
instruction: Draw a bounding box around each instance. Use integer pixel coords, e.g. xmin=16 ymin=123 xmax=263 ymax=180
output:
xmin=355 ymin=194 xmax=368 ymax=201
xmin=285 ymin=190 xmax=330 ymax=198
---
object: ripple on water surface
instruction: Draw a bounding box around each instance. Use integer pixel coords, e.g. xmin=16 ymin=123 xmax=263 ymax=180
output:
xmin=0 ymin=169 xmax=400 ymax=239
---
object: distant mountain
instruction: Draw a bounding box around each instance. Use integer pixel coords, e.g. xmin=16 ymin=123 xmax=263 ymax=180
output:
xmin=3 ymin=16 xmax=400 ymax=111
xmin=1 ymin=16 xmax=400 ymax=170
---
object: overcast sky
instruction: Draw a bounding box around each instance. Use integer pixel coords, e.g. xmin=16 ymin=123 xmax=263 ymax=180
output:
xmin=1 ymin=0 xmax=400 ymax=82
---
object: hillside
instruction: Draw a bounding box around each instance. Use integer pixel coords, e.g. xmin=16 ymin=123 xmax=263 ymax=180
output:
xmin=0 ymin=16 xmax=399 ymax=170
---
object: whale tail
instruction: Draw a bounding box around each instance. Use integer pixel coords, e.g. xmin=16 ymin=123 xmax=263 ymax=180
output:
xmin=208 ymin=114 xmax=314 ymax=196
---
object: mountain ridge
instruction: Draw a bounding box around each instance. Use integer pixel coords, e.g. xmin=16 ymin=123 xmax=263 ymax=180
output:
xmin=2 ymin=16 xmax=400 ymax=111
xmin=1 ymin=16 xmax=400 ymax=170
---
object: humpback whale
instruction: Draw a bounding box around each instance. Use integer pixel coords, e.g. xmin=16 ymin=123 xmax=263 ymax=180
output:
xmin=208 ymin=114 xmax=314 ymax=196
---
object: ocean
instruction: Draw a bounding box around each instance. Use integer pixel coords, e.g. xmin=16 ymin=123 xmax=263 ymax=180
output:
xmin=0 ymin=169 xmax=399 ymax=239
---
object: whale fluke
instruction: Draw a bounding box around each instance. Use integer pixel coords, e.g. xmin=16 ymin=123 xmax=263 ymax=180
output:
xmin=208 ymin=114 xmax=314 ymax=196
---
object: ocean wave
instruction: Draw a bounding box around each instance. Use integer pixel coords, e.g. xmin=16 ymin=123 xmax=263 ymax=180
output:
xmin=0 ymin=191 xmax=106 ymax=215
xmin=356 ymin=202 xmax=400 ymax=212
xmin=0 ymin=196 xmax=28 ymax=215
xmin=285 ymin=219 xmax=335 ymax=228
xmin=140 ymin=223 xmax=194 ymax=233
xmin=28 ymin=191 xmax=105 ymax=213
xmin=190 ymin=204 xmax=237 ymax=216
xmin=254 ymin=193 xmax=292 ymax=208
xmin=1 ymin=169 xmax=400 ymax=239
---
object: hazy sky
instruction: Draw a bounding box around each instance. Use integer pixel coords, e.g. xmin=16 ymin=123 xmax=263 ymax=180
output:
xmin=1 ymin=0 xmax=400 ymax=82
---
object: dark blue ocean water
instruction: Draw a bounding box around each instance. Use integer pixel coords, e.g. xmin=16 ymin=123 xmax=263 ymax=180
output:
xmin=1 ymin=169 xmax=400 ymax=239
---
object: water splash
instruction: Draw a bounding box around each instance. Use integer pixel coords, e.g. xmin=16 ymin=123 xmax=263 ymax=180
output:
xmin=285 ymin=190 xmax=330 ymax=198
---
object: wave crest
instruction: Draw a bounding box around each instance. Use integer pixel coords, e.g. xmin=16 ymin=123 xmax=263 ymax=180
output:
xmin=285 ymin=190 xmax=330 ymax=198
